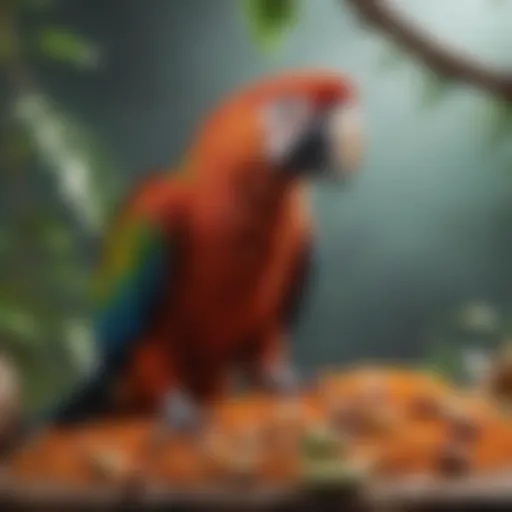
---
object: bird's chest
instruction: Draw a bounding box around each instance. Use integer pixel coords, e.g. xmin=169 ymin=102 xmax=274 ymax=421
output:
xmin=168 ymin=184 xmax=307 ymax=350
xmin=184 ymin=212 xmax=278 ymax=317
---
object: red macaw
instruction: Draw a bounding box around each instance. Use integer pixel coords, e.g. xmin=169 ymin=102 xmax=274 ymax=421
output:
xmin=45 ymin=69 xmax=363 ymax=428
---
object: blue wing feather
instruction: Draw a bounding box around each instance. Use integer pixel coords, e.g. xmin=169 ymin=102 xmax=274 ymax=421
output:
xmin=47 ymin=219 xmax=172 ymax=424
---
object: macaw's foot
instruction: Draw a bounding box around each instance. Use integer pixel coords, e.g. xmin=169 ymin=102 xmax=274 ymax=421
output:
xmin=139 ymin=390 xmax=204 ymax=479
xmin=262 ymin=363 xmax=301 ymax=396
xmin=146 ymin=389 xmax=203 ymax=454
xmin=160 ymin=389 xmax=203 ymax=434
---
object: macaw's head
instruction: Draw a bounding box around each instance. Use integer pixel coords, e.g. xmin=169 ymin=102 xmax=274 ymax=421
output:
xmin=187 ymin=70 xmax=363 ymax=187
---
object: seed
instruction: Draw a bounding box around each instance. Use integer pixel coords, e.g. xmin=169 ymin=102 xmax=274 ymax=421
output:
xmin=437 ymin=441 xmax=471 ymax=476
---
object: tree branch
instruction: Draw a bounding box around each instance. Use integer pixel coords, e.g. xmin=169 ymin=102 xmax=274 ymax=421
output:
xmin=344 ymin=0 xmax=512 ymax=101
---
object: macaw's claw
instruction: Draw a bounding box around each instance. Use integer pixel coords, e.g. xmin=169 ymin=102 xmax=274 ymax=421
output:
xmin=160 ymin=389 xmax=202 ymax=434
xmin=264 ymin=364 xmax=301 ymax=396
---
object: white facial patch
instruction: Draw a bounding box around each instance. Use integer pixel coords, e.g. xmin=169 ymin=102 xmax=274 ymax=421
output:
xmin=261 ymin=97 xmax=313 ymax=165
xmin=327 ymin=102 xmax=363 ymax=175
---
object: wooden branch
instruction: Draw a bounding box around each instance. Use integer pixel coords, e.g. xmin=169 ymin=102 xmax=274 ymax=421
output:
xmin=344 ymin=0 xmax=512 ymax=101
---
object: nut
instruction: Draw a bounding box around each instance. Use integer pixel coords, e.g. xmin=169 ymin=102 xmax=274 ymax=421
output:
xmin=87 ymin=448 xmax=131 ymax=483
xmin=437 ymin=441 xmax=471 ymax=477
xmin=408 ymin=394 xmax=444 ymax=421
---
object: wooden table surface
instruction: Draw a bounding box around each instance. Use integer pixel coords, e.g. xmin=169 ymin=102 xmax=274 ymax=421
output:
xmin=0 ymin=367 xmax=510 ymax=510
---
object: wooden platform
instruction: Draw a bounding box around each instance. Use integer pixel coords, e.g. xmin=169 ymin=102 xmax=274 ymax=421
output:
xmin=0 ymin=472 xmax=510 ymax=511
xmin=1 ymin=368 xmax=510 ymax=510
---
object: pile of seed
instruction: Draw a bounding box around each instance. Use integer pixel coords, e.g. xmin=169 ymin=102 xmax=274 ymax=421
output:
xmin=4 ymin=368 xmax=512 ymax=490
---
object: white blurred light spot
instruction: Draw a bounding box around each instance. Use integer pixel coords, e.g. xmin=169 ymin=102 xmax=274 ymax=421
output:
xmin=462 ymin=347 xmax=491 ymax=384
xmin=65 ymin=319 xmax=99 ymax=375
xmin=459 ymin=302 xmax=500 ymax=333
xmin=14 ymin=93 xmax=103 ymax=233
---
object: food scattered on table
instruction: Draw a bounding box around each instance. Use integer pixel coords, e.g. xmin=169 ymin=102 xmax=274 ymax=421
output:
xmin=487 ymin=343 xmax=512 ymax=407
xmin=3 ymin=367 xmax=511 ymax=492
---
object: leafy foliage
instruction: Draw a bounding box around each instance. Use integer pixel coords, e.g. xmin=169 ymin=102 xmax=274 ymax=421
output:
xmin=0 ymin=28 xmax=15 ymax=64
xmin=0 ymin=0 xmax=118 ymax=409
xmin=0 ymin=304 xmax=43 ymax=348
xmin=0 ymin=127 xmax=35 ymax=169
xmin=9 ymin=93 xmax=119 ymax=398
xmin=423 ymin=340 xmax=465 ymax=382
xmin=242 ymin=0 xmax=300 ymax=50
xmin=422 ymin=301 xmax=502 ymax=383
xmin=35 ymin=27 xmax=100 ymax=68
xmin=15 ymin=94 xmax=114 ymax=233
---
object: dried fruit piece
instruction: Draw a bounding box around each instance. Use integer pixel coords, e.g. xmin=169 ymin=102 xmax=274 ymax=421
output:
xmin=87 ymin=448 xmax=131 ymax=483
xmin=408 ymin=394 xmax=444 ymax=421
xmin=487 ymin=344 xmax=512 ymax=404
xmin=449 ymin=415 xmax=481 ymax=443
xmin=443 ymin=400 xmax=482 ymax=443
xmin=437 ymin=441 xmax=471 ymax=476
xmin=201 ymin=423 xmax=263 ymax=485
xmin=328 ymin=401 xmax=362 ymax=434
xmin=358 ymin=373 xmax=390 ymax=408
xmin=328 ymin=400 xmax=397 ymax=439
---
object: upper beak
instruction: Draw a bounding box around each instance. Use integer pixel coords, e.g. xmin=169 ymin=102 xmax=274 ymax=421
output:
xmin=265 ymin=101 xmax=363 ymax=179
xmin=326 ymin=103 xmax=363 ymax=178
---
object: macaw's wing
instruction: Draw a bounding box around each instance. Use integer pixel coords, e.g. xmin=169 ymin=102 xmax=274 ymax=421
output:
xmin=48 ymin=177 xmax=186 ymax=424
xmin=282 ymin=241 xmax=316 ymax=329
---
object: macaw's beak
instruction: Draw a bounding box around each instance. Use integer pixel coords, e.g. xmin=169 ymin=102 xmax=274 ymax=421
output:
xmin=281 ymin=103 xmax=363 ymax=181
xmin=326 ymin=103 xmax=363 ymax=180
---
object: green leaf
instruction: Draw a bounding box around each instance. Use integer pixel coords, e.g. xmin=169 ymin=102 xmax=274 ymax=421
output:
xmin=0 ymin=31 xmax=15 ymax=64
xmin=0 ymin=230 xmax=12 ymax=255
xmin=456 ymin=302 xmax=500 ymax=336
xmin=242 ymin=0 xmax=299 ymax=50
xmin=23 ymin=212 xmax=77 ymax=255
xmin=1 ymin=128 xmax=35 ymax=169
xmin=423 ymin=343 xmax=463 ymax=382
xmin=300 ymin=425 xmax=344 ymax=461
xmin=18 ymin=212 xmax=48 ymax=240
xmin=63 ymin=318 xmax=97 ymax=375
xmin=51 ymin=263 xmax=89 ymax=297
xmin=0 ymin=305 xmax=42 ymax=347
xmin=43 ymin=226 xmax=72 ymax=253
xmin=15 ymin=93 xmax=112 ymax=232
xmin=35 ymin=27 xmax=100 ymax=68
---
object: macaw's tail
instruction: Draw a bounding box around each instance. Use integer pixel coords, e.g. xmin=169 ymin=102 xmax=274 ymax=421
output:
xmin=47 ymin=367 xmax=119 ymax=425
xmin=2 ymin=359 xmax=125 ymax=455
xmin=0 ymin=368 xmax=120 ymax=460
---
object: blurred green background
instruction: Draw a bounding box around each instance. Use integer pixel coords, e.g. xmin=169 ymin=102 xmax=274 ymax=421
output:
xmin=1 ymin=0 xmax=511 ymax=411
